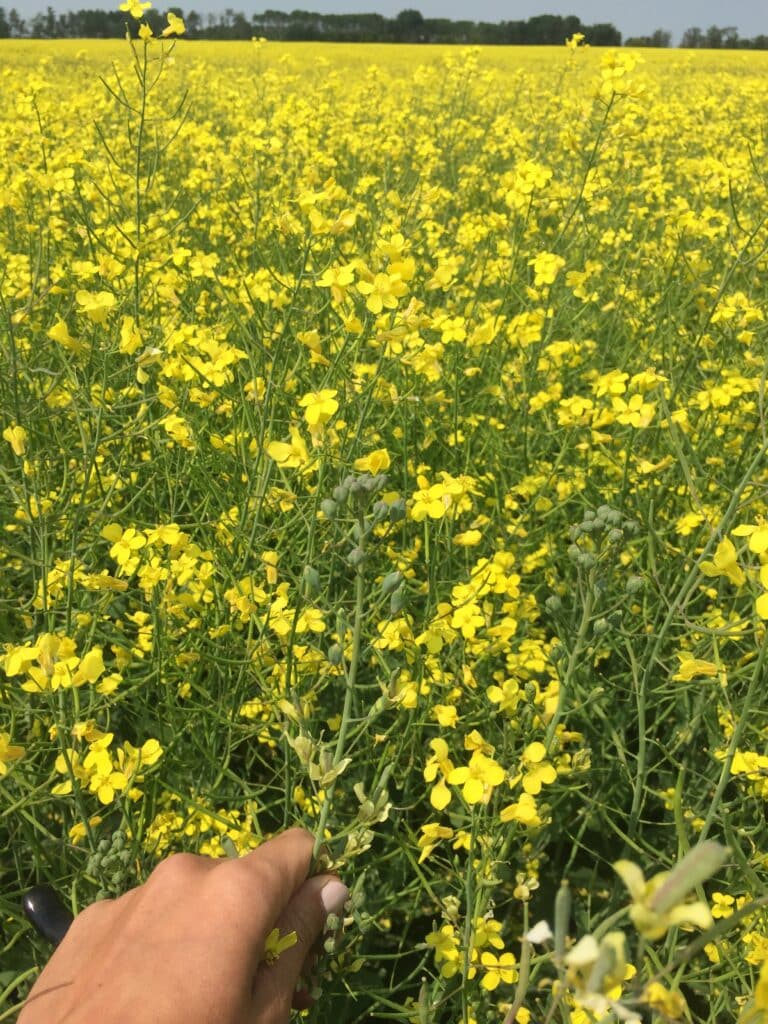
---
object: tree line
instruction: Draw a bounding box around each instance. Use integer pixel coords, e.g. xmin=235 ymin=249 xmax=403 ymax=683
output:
xmin=0 ymin=7 xmax=620 ymax=42
xmin=0 ymin=7 xmax=766 ymax=48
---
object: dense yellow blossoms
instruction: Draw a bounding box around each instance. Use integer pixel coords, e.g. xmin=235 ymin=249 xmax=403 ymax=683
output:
xmin=2 ymin=32 xmax=768 ymax=1021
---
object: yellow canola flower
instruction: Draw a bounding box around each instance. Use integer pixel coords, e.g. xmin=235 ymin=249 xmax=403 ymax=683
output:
xmin=733 ymin=521 xmax=768 ymax=554
xmin=357 ymin=270 xmax=408 ymax=314
xmin=84 ymin=745 xmax=129 ymax=804
xmin=0 ymin=732 xmax=25 ymax=775
xmin=267 ymin=426 xmax=313 ymax=471
xmin=425 ymin=923 xmax=462 ymax=979
xmin=756 ymin=564 xmax=768 ymax=619
xmin=76 ymin=289 xmax=116 ymax=324
xmin=262 ymin=927 xmax=298 ymax=964
xmin=642 ymin=982 xmax=687 ymax=1020
xmin=520 ymin=741 xmax=557 ymax=795
xmin=2 ymin=424 xmax=28 ymax=456
xmin=672 ymin=655 xmax=719 ymax=682
xmin=417 ymin=822 xmax=453 ymax=863
xmin=317 ymin=262 xmax=355 ymax=303
xmin=162 ymin=11 xmax=185 ymax=35
xmin=565 ymin=31 xmax=586 ymax=48
xmin=479 ymin=951 xmax=518 ymax=990
xmin=423 ymin=738 xmax=454 ymax=811
xmin=528 ymin=251 xmax=565 ymax=287
xmin=48 ymin=318 xmax=84 ymax=354
xmin=119 ymin=0 xmax=151 ymax=18
xmin=298 ymin=388 xmax=339 ymax=430
xmin=2 ymin=642 xmax=41 ymax=677
xmin=4 ymin=633 xmax=107 ymax=693
xmin=353 ymin=448 xmax=391 ymax=473
xmin=499 ymin=792 xmax=541 ymax=827
xmin=447 ymin=749 xmax=505 ymax=805
xmin=453 ymin=529 xmax=482 ymax=547
xmin=700 ymin=537 xmax=745 ymax=587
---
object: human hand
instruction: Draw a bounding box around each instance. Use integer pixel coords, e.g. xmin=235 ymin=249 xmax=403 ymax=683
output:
xmin=20 ymin=827 xmax=348 ymax=1023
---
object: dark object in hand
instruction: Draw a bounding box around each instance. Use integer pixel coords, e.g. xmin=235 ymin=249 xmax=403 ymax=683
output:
xmin=22 ymin=885 xmax=74 ymax=945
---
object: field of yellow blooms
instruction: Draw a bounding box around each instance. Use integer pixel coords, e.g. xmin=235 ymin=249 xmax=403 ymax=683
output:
xmin=2 ymin=26 xmax=768 ymax=1022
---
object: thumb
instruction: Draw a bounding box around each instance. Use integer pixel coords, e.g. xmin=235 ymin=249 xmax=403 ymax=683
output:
xmin=249 ymin=874 xmax=349 ymax=1023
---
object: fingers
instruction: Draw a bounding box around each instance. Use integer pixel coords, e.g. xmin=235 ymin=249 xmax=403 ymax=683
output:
xmin=248 ymin=873 xmax=349 ymax=1024
xmin=217 ymin=828 xmax=316 ymax=945
xmin=20 ymin=830 xmax=345 ymax=1024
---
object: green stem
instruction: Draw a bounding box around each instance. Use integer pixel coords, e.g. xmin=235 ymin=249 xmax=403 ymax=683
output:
xmin=545 ymin=580 xmax=595 ymax=748
xmin=626 ymin=639 xmax=647 ymax=838
xmin=460 ymin=807 xmax=477 ymax=1024
xmin=503 ymin=902 xmax=530 ymax=1024
xmin=311 ymin=508 xmax=367 ymax=862
xmin=699 ymin=632 xmax=768 ymax=841
xmin=134 ymin=40 xmax=148 ymax=323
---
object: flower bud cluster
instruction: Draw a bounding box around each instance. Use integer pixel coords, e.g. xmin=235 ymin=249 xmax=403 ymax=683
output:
xmin=321 ymin=472 xmax=403 ymax=523
xmin=86 ymin=828 xmax=133 ymax=899
xmin=566 ymin=504 xmax=639 ymax=569
xmin=322 ymin=472 xmax=407 ymax=615
xmin=548 ymin=504 xmax=646 ymax=643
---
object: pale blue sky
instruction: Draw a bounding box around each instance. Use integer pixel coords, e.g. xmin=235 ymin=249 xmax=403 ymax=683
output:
xmin=8 ymin=0 xmax=767 ymax=43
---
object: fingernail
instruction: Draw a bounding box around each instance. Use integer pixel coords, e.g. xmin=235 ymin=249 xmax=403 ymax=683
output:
xmin=320 ymin=879 xmax=348 ymax=917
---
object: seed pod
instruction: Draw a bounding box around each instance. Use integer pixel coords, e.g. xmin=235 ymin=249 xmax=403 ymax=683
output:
xmin=389 ymin=498 xmax=406 ymax=522
xmin=347 ymin=546 xmax=366 ymax=567
xmin=550 ymin=643 xmax=567 ymax=664
xmin=302 ymin=565 xmax=321 ymax=597
xmin=380 ymin=570 xmax=403 ymax=596
xmin=626 ymin=575 xmax=644 ymax=595
xmin=648 ymin=841 xmax=729 ymax=914
xmin=554 ymin=880 xmax=571 ymax=962
xmin=372 ymin=500 xmax=390 ymax=524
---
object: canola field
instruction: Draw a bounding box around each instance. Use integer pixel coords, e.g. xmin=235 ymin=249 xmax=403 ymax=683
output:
xmin=2 ymin=28 xmax=768 ymax=1022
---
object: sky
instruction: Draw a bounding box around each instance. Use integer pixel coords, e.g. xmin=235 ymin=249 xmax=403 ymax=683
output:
xmin=9 ymin=0 xmax=767 ymax=44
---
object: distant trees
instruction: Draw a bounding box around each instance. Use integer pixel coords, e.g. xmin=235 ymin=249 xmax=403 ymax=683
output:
xmin=681 ymin=26 xmax=704 ymax=48
xmin=0 ymin=7 xmax=28 ymax=36
xmin=680 ymin=24 xmax=766 ymax=48
xmin=0 ymin=6 xmax=623 ymax=43
xmin=625 ymin=24 xmax=767 ymax=49
xmin=393 ymin=8 xmax=424 ymax=42
xmin=1 ymin=8 xmax=765 ymax=48
xmin=625 ymin=28 xmax=671 ymax=47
